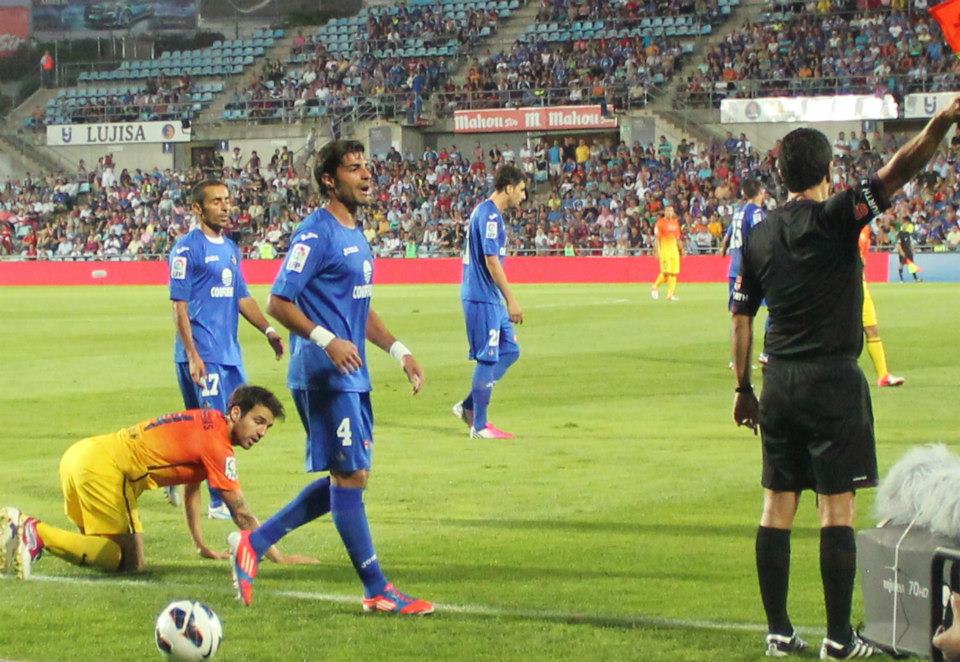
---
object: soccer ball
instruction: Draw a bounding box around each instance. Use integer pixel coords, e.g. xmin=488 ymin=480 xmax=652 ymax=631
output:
xmin=154 ymin=600 xmax=223 ymax=661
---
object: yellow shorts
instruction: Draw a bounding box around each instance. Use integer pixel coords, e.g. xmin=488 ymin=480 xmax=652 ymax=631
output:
xmin=59 ymin=434 xmax=144 ymax=535
xmin=862 ymin=281 xmax=878 ymax=328
xmin=659 ymin=252 xmax=680 ymax=275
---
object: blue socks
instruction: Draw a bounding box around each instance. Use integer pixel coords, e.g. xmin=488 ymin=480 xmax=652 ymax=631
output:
xmin=493 ymin=350 xmax=520 ymax=381
xmin=331 ymin=485 xmax=388 ymax=598
xmin=470 ymin=361 xmax=497 ymax=429
xmin=208 ymin=484 xmax=224 ymax=509
xmin=250 ymin=477 xmax=331 ymax=557
xmin=465 ymin=350 xmax=519 ymax=429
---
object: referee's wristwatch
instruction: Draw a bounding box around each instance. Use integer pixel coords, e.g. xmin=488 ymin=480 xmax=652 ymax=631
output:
xmin=735 ymin=385 xmax=754 ymax=394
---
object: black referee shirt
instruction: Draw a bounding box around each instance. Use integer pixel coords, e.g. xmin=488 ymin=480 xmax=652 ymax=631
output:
xmin=730 ymin=177 xmax=890 ymax=360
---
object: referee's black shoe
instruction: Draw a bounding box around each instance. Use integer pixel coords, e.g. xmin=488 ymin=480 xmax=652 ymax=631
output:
xmin=819 ymin=632 xmax=881 ymax=658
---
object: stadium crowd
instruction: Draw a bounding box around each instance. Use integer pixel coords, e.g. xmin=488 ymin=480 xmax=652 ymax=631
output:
xmin=226 ymin=4 xmax=506 ymax=123
xmin=434 ymin=33 xmax=685 ymax=115
xmin=677 ymin=2 xmax=960 ymax=107
xmin=436 ymin=0 xmax=732 ymax=113
xmin=4 ymin=131 xmax=960 ymax=261
xmin=38 ymin=75 xmax=201 ymax=129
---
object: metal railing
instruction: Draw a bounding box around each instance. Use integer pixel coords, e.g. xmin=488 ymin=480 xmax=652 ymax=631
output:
xmin=42 ymin=101 xmax=200 ymax=125
xmin=431 ymin=83 xmax=662 ymax=117
xmin=676 ymin=73 xmax=960 ymax=109
xmin=219 ymin=91 xmax=416 ymax=124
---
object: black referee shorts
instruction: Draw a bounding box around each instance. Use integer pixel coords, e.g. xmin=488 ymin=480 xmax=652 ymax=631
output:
xmin=899 ymin=248 xmax=914 ymax=265
xmin=758 ymin=357 xmax=878 ymax=495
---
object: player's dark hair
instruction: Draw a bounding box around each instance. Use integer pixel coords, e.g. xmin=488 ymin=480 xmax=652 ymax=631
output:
xmin=494 ymin=165 xmax=526 ymax=192
xmin=742 ymin=178 xmax=762 ymax=200
xmin=228 ymin=385 xmax=285 ymax=420
xmin=778 ymin=128 xmax=832 ymax=193
xmin=191 ymin=179 xmax=225 ymax=207
xmin=314 ymin=139 xmax=365 ymax=196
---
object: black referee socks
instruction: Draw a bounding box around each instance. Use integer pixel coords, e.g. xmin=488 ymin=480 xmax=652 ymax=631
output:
xmin=756 ymin=526 xmax=793 ymax=636
xmin=820 ymin=525 xmax=856 ymax=644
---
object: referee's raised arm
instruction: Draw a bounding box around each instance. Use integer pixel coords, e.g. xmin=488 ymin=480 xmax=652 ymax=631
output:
xmin=877 ymin=96 xmax=960 ymax=198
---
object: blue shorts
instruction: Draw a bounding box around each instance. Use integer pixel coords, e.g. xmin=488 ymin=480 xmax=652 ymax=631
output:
xmin=176 ymin=362 xmax=247 ymax=413
xmin=463 ymin=301 xmax=520 ymax=364
xmin=291 ymin=389 xmax=374 ymax=474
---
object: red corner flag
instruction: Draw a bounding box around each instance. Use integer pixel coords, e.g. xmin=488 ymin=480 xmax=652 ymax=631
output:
xmin=931 ymin=0 xmax=960 ymax=55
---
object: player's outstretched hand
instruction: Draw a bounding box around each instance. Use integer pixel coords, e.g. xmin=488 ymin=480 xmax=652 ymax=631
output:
xmin=934 ymin=592 xmax=960 ymax=661
xmin=197 ymin=544 xmax=230 ymax=561
xmin=939 ymin=96 xmax=960 ymax=124
xmin=402 ymin=354 xmax=424 ymax=395
xmin=188 ymin=352 xmax=208 ymax=387
xmin=325 ymin=338 xmax=362 ymax=374
xmin=507 ymin=298 xmax=524 ymax=325
xmin=733 ymin=391 xmax=760 ymax=436
xmin=266 ymin=329 xmax=285 ymax=360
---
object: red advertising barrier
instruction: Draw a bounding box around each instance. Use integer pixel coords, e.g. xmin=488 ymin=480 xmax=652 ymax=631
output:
xmin=0 ymin=254 xmax=890 ymax=286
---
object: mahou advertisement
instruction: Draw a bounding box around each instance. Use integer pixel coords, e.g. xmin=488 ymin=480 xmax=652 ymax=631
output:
xmin=454 ymin=105 xmax=617 ymax=134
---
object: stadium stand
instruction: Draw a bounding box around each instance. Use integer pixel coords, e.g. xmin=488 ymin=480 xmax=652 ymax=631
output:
xmin=223 ymin=0 xmax=515 ymax=123
xmin=42 ymin=29 xmax=282 ymax=126
xmin=436 ymin=0 xmax=734 ymax=113
xmin=42 ymin=79 xmax=225 ymax=126
xmin=676 ymin=3 xmax=958 ymax=108
xmin=6 ymin=0 xmax=960 ymax=262
xmin=5 ymin=132 xmax=960 ymax=260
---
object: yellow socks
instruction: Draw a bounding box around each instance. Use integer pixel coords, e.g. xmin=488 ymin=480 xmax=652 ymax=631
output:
xmin=866 ymin=337 xmax=888 ymax=379
xmin=36 ymin=522 xmax=122 ymax=571
xmin=666 ymin=275 xmax=678 ymax=298
xmin=653 ymin=273 xmax=666 ymax=289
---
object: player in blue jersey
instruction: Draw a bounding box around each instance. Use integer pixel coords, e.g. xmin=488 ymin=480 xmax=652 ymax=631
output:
xmin=226 ymin=140 xmax=433 ymax=615
xmin=721 ymin=178 xmax=767 ymax=366
xmin=453 ymin=165 xmax=527 ymax=439
xmin=721 ymin=178 xmax=766 ymax=298
xmin=166 ymin=180 xmax=285 ymax=520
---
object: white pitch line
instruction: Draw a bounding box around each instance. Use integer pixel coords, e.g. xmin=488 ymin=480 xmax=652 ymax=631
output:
xmin=13 ymin=573 xmax=797 ymax=636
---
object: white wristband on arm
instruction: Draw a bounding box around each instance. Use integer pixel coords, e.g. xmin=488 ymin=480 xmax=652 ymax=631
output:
xmin=389 ymin=341 xmax=412 ymax=364
xmin=263 ymin=326 xmax=277 ymax=336
xmin=309 ymin=325 xmax=336 ymax=349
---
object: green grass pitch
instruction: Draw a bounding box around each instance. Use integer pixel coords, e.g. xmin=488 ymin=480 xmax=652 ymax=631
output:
xmin=0 ymin=282 xmax=957 ymax=661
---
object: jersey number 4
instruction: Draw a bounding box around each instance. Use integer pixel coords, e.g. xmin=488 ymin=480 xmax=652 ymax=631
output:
xmin=337 ymin=417 xmax=353 ymax=447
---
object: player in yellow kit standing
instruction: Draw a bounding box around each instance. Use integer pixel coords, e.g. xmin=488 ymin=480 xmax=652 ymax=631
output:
xmin=859 ymin=225 xmax=904 ymax=387
xmin=651 ymin=205 xmax=683 ymax=301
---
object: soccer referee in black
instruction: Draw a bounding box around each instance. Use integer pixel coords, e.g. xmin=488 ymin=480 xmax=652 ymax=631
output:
xmin=730 ymin=97 xmax=960 ymax=659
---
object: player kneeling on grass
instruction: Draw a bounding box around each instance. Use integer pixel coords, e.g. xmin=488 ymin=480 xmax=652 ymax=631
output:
xmin=0 ymin=385 xmax=316 ymax=578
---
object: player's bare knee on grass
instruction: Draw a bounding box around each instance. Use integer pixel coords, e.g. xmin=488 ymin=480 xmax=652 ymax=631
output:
xmin=113 ymin=533 xmax=145 ymax=573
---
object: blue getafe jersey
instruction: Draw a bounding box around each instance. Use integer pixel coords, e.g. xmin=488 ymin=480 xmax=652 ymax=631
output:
xmin=726 ymin=202 xmax=766 ymax=278
xmin=271 ymin=209 xmax=374 ymax=393
xmin=461 ymin=199 xmax=506 ymax=304
xmin=169 ymin=228 xmax=250 ymax=366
